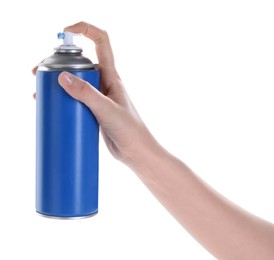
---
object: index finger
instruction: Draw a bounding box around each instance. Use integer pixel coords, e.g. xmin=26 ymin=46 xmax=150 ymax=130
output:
xmin=64 ymin=22 xmax=118 ymax=77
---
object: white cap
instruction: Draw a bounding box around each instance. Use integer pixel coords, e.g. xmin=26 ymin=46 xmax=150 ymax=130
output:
xmin=57 ymin=32 xmax=81 ymax=45
xmin=56 ymin=32 xmax=82 ymax=52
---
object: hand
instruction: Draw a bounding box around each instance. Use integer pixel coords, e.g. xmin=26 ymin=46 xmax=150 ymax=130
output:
xmin=33 ymin=22 xmax=155 ymax=165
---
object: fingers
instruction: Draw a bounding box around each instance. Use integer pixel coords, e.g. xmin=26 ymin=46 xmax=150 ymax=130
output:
xmin=64 ymin=22 xmax=118 ymax=79
xmin=58 ymin=71 xmax=115 ymax=122
xmin=32 ymin=67 xmax=38 ymax=99
xmin=32 ymin=66 xmax=38 ymax=75
xmin=32 ymin=59 xmax=44 ymax=75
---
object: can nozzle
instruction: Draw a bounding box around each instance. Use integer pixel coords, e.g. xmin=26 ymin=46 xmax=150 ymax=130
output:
xmin=57 ymin=32 xmax=81 ymax=46
xmin=55 ymin=32 xmax=82 ymax=53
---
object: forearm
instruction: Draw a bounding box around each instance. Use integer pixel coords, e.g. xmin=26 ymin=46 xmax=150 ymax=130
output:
xmin=54 ymin=21 xmax=274 ymax=259
xmin=127 ymin=135 xmax=274 ymax=259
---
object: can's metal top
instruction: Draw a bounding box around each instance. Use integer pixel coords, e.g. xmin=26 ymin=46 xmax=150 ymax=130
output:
xmin=38 ymin=51 xmax=96 ymax=71
xmin=38 ymin=32 xmax=97 ymax=71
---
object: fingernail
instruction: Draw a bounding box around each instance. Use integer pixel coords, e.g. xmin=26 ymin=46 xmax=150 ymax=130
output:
xmin=59 ymin=72 xmax=72 ymax=86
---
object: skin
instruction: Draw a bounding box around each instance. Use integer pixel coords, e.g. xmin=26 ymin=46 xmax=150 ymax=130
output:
xmin=33 ymin=22 xmax=274 ymax=259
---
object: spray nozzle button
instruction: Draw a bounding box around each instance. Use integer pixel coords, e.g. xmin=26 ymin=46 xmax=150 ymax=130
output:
xmin=57 ymin=32 xmax=81 ymax=46
xmin=55 ymin=32 xmax=82 ymax=53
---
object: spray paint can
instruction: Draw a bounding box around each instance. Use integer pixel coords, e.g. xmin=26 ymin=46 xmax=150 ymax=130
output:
xmin=36 ymin=32 xmax=100 ymax=219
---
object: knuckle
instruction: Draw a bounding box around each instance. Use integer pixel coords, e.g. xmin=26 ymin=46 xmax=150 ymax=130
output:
xmin=77 ymin=21 xmax=89 ymax=34
xmin=96 ymin=29 xmax=109 ymax=43
xmin=102 ymin=30 xmax=109 ymax=40
xmin=78 ymin=21 xmax=87 ymax=28
xmin=76 ymin=80 xmax=96 ymax=106
xmin=101 ymin=30 xmax=108 ymax=37
xmin=78 ymin=80 xmax=90 ymax=95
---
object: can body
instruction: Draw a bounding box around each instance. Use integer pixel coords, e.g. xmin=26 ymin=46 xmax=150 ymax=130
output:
xmin=36 ymin=70 xmax=100 ymax=218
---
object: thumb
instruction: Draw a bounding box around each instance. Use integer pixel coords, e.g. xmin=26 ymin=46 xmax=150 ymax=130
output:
xmin=58 ymin=71 xmax=114 ymax=122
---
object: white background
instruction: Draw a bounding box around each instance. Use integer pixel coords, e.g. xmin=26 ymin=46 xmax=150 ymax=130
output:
xmin=0 ymin=0 xmax=274 ymax=259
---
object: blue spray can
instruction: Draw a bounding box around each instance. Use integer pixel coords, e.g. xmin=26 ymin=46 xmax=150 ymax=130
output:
xmin=36 ymin=32 xmax=100 ymax=219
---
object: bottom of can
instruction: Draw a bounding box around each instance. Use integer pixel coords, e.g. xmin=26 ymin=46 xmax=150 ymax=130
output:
xmin=36 ymin=211 xmax=98 ymax=220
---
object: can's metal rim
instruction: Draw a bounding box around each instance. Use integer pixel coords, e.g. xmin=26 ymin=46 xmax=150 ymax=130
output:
xmin=38 ymin=64 xmax=97 ymax=71
xmin=36 ymin=211 xmax=98 ymax=220
xmin=54 ymin=48 xmax=82 ymax=54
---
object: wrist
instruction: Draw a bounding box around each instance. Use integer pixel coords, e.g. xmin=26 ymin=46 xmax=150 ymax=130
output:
xmin=123 ymin=126 xmax=168 ymax=175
